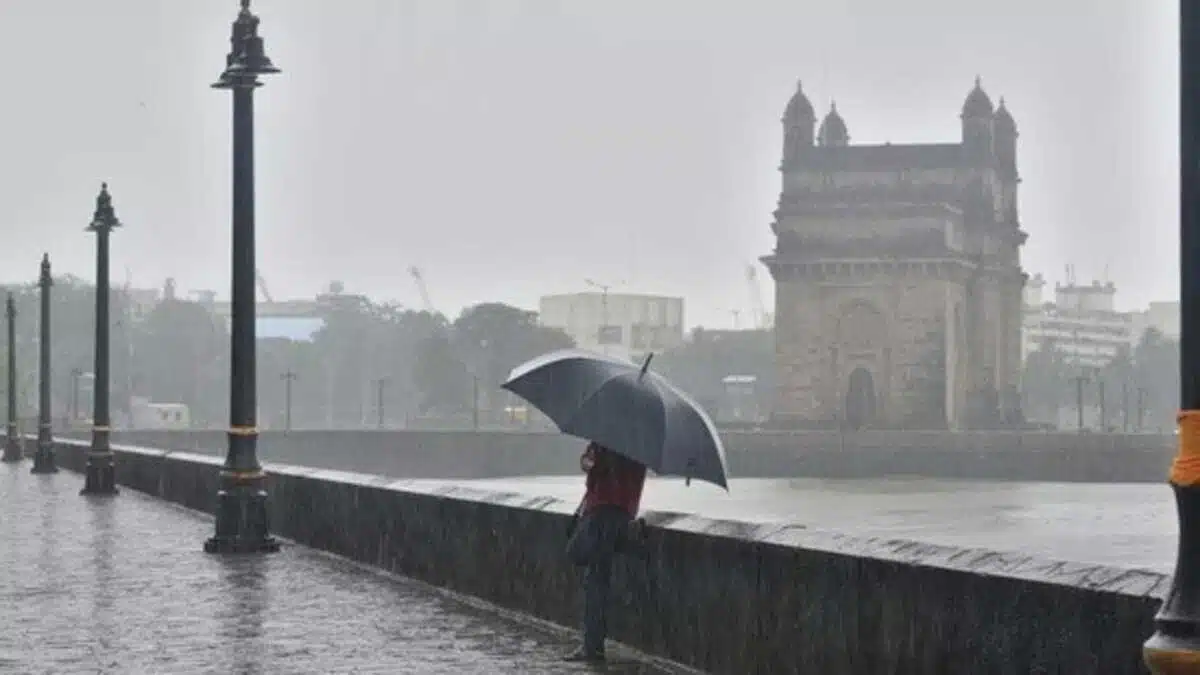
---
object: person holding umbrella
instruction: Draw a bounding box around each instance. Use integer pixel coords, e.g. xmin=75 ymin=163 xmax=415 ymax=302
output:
xmin=562 ymin=440 xmax=648 ymax=663
xmin=502 ymin=348 xmax=731 ymax=663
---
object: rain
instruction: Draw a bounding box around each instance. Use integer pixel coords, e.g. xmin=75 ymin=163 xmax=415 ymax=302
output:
xmin=0 ymin=1 xmax=1186 ymax=673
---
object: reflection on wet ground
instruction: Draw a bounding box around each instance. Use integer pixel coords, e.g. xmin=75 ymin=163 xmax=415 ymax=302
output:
xmin=445 ymin=476 xmax=1178 ymax=573
xmin=0 ymin=464 xmax=693 ymax=674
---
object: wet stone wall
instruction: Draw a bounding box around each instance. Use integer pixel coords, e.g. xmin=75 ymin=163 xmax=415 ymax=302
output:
xmin=63 ymin=428 xmax=1178 ymax=483
xmin=52 ymin=439 xmax=1164 ymax=674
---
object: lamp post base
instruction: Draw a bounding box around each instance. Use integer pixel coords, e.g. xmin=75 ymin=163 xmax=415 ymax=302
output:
xmin=1145 ymin=484 xmax=1200 ymax=674
xmin=1 ymin=438 xmax=21 ymax=462
xmin=1145 ymin=634 xmax=1200 ymax=675
xmin=30 ymin=445 xmax=57 ymax=474
xmin=80 ymin=451 xmax=118 ymax=496
xmin=204 ymin=475 xmax=280 ymax=554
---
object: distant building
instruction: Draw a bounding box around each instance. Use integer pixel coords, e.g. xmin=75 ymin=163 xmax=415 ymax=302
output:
xmin=721 ymin=375 xmax=762 ymax=423
xmin=763 ymin=77 xmax=1026 ymax=430
xmin=1021 ymin=275 xmax=1137 ymax=368
xmin=197 ymin=281 xmax=346 ymax=343
xmin=123 ymin=287 xmax=161 ymax=321
xmin=205 ymin=298 xmax=321 ymax=320
xmin=1133 ymin=301 xmax=1180 ymax=341
xmin=538 ymin=292 xmax=685 ymax=363
xmin=131 ymin=400 xmax=191 ymax=429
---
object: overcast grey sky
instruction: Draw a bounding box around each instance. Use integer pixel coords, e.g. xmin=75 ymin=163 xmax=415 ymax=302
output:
xmin=0 ymin=0 xmax=1176 ymax=329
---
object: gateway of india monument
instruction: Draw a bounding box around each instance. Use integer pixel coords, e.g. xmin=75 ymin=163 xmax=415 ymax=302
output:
xmin=762 ymin=77 xmax=1028 ymax=430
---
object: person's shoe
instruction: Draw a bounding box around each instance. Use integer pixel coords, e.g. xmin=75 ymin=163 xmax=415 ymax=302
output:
xmin=560 ymin=647 xmax=606 ymax=663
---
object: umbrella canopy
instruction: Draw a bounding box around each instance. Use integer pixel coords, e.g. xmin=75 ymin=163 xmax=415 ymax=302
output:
xmin=501 ymin=348 xmax=729 ymax=489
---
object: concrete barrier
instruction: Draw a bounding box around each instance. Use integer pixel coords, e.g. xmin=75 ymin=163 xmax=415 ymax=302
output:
xmin=52 ymin=438 xmax=1165 ymax=674
xmin=63 ymin=429 xmax=1178 ymax=483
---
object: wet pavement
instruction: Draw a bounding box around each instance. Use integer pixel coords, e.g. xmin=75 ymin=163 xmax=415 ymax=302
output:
xmin=0 ymin=464 xmax=696 ymax=675
xmin=446 ymin=476 xmax=1180 ymax=573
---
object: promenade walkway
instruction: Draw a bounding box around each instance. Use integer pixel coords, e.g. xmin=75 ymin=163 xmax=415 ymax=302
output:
xmin=0 ymin=463 xmax=693 ymax=674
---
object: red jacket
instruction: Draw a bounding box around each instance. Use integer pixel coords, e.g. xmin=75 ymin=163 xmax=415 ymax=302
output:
xmin=581 ymin=445 xmax=646 ymax=517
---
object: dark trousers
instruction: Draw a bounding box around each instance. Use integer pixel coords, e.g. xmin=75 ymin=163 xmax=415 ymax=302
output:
xmin=566 ymin=505 xmax=633 ymax=655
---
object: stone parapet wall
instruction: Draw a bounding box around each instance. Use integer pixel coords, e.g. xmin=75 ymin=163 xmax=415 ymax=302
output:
xmin=57 ymin=429 xmax=1178 ymax=483
xmin=47 ymin=439 xmax=1163 ymax=674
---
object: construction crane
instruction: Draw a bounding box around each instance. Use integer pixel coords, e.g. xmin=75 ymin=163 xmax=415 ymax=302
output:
xmin=409 ymin=266 xmax=435 ymax=313
xmin=746 ymin=264 xmax=774 ymax=330
xmin=255 ymin=268 xmax=274 ymax=303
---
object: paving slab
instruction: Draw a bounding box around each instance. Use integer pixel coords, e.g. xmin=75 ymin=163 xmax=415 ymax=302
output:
xmin=0 ymin=463 xmax=694 ymax=674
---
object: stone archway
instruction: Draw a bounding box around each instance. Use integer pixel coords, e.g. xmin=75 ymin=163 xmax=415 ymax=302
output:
xmin=844 ymin=367 xmax=876 ymax=430
xmin=835 ymin=300 xmax=886 ymax=428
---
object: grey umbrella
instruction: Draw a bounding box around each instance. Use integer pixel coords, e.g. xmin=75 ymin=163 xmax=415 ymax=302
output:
xmin=501 ymin=348 xmax=729 ymax=490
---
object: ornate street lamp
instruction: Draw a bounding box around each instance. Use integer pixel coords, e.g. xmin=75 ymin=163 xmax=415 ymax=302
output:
xmin=1144 ymin=3 xmax=1200 ymax=671
xmin=204 ymin=0 xmax=281 ymax=554
xmin=2 ymin=293 xmax=20 ymax=462
xmin=82 ymin=183 xmax=120 ymax=496
xmin=30 ymin=254 xmax=57 ymax=474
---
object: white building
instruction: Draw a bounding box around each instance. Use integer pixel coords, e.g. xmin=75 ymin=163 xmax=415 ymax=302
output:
xmin=1022 ymin=275 xmax=1137 ymax=369
xmin=131 ymin=400 xmax=191 ymax=429
xmin=196 ymin=281 xmax=336 ymax=342
xmin=1133 ymin=301 xmax=1180 ymax=341
xmin=124 ymin=287 xmax=161 ymax=321
xmin=538 ymin=292 xmax=685 ymax=362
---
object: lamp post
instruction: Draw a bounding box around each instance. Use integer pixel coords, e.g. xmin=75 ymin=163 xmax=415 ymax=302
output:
xmin=204 ymin=0 xmax=281 ymax=554
xmin=69 ymin=367 xmax=83 ymax=425
xmin=82 ymin=183 xmax=120 ymax=496
xmin=375 ymin=377 xmax=389 ymax=429
xmin=471 ymin=375 xmax=479 ymax=431
xmin=30 ymin=254 xmax=57 ymax=474
xmin=281 ymin=370 xmax=296 ymax=432
xmin=1138 ymin=387 xmax=1148 ymax=432
xmin=1071 ymin=373 xmax=1088 ymax=431
xmin=585 ymin=278 xmax=614 ymax=356
xmin=1122 ymin=380 xmax=1130 ymax=433
xmin=1144 ymin=2 xmax=1200 ymax=669
xmin=2 ymin=293 xmax=20 ymax=462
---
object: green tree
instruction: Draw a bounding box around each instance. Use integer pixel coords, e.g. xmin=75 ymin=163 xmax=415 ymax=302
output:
xmin=308 ymin=292 xmax=380 ymax=427
xmin=412 ymin=333 xmax=473 ymax=415
xmin=375 ymin=308 xmax=452 ymax=423
xmin=1130 ymin=328 xmax=1179 ymax=431
xmin=654 ymin=327 xmax=775 ymax=422
xmin=132 ymin=297 xmax=227 ymax=426
xmin=2 ymin=275 xmax=133 ymax=425
xmin=307 ymin=293 xmax=452 ymax=427
xmin=1019 ymin=340 xmax=1073 ymax=424
xmin=451 ymin=302 xmax=574 ymax=389
xmin=410 ymin=302 xmax=574 ymax=421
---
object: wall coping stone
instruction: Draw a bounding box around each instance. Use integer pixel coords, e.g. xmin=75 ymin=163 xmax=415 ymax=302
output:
xmin=75 ymin=438 xmax=1173 ymax=603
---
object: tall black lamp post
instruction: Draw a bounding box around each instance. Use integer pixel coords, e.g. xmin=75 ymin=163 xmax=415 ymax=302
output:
xmin=2 ymin=293 xmax=20 ymax=462
xmin=1144 ymin=2 xmax=1200 ymax=670
xmin=82 ymin=183 xmax=120 ymax=496
xmin=30 ymin=254 xmax=57 ymax=474
xmin=204 ymin=0 xmax=281 ymax=554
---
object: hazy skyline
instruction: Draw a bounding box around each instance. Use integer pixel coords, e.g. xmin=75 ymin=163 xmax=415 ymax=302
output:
xmin=0 ymin=0 xmax=1177 ymax=329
